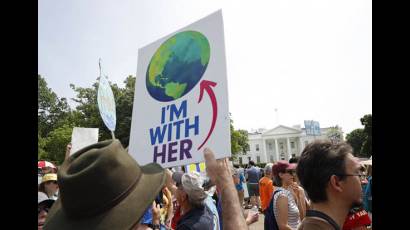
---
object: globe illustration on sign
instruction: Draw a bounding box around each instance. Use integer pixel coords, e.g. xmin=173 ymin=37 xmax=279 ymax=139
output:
xmin=146 ymin=30 xmax=210 ymax=102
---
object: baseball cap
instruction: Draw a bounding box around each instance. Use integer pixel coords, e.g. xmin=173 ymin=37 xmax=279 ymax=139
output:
xmin=272 ymin=161 xmax=297 ymax=177
xmin=173 ymin=171 xmax=207 ymax=202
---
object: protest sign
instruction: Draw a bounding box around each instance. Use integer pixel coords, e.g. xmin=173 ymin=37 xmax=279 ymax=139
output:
xmin=70 ymin=127 xmax=99 ymax=155
xmin=129 ymin=10 xmax=230 ymax=168
xmin=97 ymin=62 xmax=116 ymax=133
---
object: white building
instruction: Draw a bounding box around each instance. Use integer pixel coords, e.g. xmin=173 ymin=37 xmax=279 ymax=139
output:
xmin=236 ymin=125 xmax=343 ymax=165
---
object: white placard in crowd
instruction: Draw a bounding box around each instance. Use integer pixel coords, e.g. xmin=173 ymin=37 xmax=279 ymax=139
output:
xmin=129 ymin=10 xmax=231 ymax=168
xmin=70 ymin=127 xmax=99 ymax=155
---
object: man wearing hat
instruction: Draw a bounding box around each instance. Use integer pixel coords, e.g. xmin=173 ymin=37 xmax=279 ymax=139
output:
xmin=38 ymin=192 xmax=56 ymax=230
xmin=43 ymin=139 xmax=166 ymax=230
xmin=172 ymin=171 xmax=214 ymax=230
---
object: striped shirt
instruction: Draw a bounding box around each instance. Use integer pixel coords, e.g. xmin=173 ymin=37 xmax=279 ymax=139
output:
xmin=273 ymin=187 xmax=301 ymax=229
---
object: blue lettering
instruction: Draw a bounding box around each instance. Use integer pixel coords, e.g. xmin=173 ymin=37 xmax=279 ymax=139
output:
xmin=167 ymin=123 xmax=173 ymax=142
xmin=180 ymin=139 xmax=192 ymax=160
xmin=153 ymin=144 xmax=166 ymax=163
xmin=173 ymin=120 xmax=184 ymax=140
xmin=149 ymin=125 xmax=167 ymax=145
xmin=184 ymin=116 xmax=199 ymax=138
xmin=168 ymin=141 xmax=178 ymax=162
xmin=170 ymin=100 xmax=187 ymax=122
xmin=161 ymin=107 xmax=166 ymax=124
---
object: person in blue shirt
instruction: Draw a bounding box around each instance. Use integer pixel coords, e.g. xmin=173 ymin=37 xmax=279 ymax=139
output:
xmin=233 ymin=165 xmax=246 ymax=208
xmin=245 ymin=161 xmax=261 ymax=209
xmin=363 ymin=166 xmax=372 ymax=214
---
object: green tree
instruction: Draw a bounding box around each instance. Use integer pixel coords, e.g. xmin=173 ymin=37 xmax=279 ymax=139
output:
xmin=38 ymin=75 xmax=71 ymax=137
xmin=112 ymin=76 xmax=136 ymax=147
xmin=230 ymin=116 xmax=249 ymax=160
xmin=38 ymin=132 xmax=48 ymax=160
xmin=70 ymin=76 xmax=136 ymax=146
xmin=44 ymin=124 xmax=73 ymax=164
xmin=346 ymin=128 xmax=367 ymax=157
xmin=360 ymin=114 xmax=372 ymax=157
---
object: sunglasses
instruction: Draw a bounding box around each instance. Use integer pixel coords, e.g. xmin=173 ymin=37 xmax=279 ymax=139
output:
xmin=46 ymin=181 xmax=58 ymax=185
xmin=285 ymin=169 xmax=296 ymax=175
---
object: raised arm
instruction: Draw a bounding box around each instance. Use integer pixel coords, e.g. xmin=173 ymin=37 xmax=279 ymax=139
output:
xmin=64 ymin=143 xmax=72 ymax=160
xmin=204 ymin=148 xmax=248 ymax=230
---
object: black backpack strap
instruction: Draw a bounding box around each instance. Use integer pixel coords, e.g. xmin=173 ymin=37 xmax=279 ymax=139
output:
xmin=306 ymin=210 xmax=340 ymax=230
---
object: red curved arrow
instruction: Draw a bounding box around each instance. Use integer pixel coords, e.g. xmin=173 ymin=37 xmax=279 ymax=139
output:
xmin=197 ymin=80 xmax=218 ymax=150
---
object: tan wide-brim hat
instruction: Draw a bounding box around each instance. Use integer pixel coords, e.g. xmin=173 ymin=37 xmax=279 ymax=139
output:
xmin=44 ymin=139 xmax=166 ymax=230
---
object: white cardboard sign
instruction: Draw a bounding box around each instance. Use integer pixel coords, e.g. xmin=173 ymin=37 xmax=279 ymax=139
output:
xmin=70 ymin=127 xmax=99 ymax=155
xmin=129 ymin=10 xmax=231 ymax=168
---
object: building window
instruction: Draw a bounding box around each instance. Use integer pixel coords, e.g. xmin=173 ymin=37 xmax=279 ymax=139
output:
xmin=248 ymin=157 xmax=252 ymax=163
xmin=268 ymin=143 xmax=272 ymax=150
xmin=305 ymin=141 xmax=308 ymax=146
xmin=256 ymin=144 xmax=259 ymax=151
xmin=257 ymin=156 xmax=261 ymax=163
xmin=239 ymin=157 xmax=243 ymax=165
xmin=270 ymin=155 xmax=274 ymax=162
xmin=280 ymin=143 xmax=284 ymax=150
xmin=291 ymin=142 xmax=295 ymax=149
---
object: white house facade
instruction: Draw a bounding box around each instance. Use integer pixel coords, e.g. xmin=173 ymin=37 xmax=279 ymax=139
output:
xmin=236 ymin=125 xmax=343 ymax=165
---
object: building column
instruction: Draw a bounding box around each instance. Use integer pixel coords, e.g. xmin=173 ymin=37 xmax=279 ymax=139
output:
xmin=299 ymin=137 xmax=304 ymax=156
xmin=262 ymin=138 xmax=268 ymax=163
xmin=274 ymin=138 xmax=279 ymax=162
xmin=287 ymin=137 xmax=292 ymax=160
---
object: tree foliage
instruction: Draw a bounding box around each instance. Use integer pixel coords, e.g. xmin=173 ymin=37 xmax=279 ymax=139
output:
xmin=230 ymin=116 xmax=249 ymax=160
xmin=38 ymin=75 xmax=71 ymax=137
xmin=43 ymin=124 xmax=73 ymax=164
xmin=346 ymin=114 xmax=372 ymax=158
xmin=38 ymin=75 xmax=137 ymax=163
xmin=69 ymin=75 xmax=135 ymax=146
xmin=38 ymin=132 xmax=48 ymax=160
xmin=360 ymin=114 xmax=372 ymax=157
xmin=346 ymin=128 xmax=367 ymax=156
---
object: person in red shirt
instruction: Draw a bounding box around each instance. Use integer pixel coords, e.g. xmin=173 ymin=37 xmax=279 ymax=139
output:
xmin=342 ymin=207 xmax=371 ymax=230
xmin=259 ymin=163 xmax=274 ymax=212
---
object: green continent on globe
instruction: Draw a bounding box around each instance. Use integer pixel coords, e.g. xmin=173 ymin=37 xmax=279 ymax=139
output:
xmin=146 ymin=30 xmax=210 ymax=102
xmin=164 ymin=82 xmax=187 ymax=99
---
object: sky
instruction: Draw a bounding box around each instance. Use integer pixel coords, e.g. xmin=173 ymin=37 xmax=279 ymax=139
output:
xmin=38 ymin=0 xmax=371 ymax=135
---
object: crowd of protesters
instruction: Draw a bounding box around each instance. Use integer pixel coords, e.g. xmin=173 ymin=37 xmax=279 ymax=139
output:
xmin=38 ymin=139 xmax=372 ymax=230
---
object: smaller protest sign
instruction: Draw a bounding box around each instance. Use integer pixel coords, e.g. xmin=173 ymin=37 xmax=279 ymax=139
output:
xmin=70 ymin=127 xmax=99 ymax=155
xmin=97 ymin=60 xmax=116 ymax=134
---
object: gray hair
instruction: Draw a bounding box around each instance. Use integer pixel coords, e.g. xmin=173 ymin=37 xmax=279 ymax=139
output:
xmin=264 ymin=163 xmax=273 ymax=175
